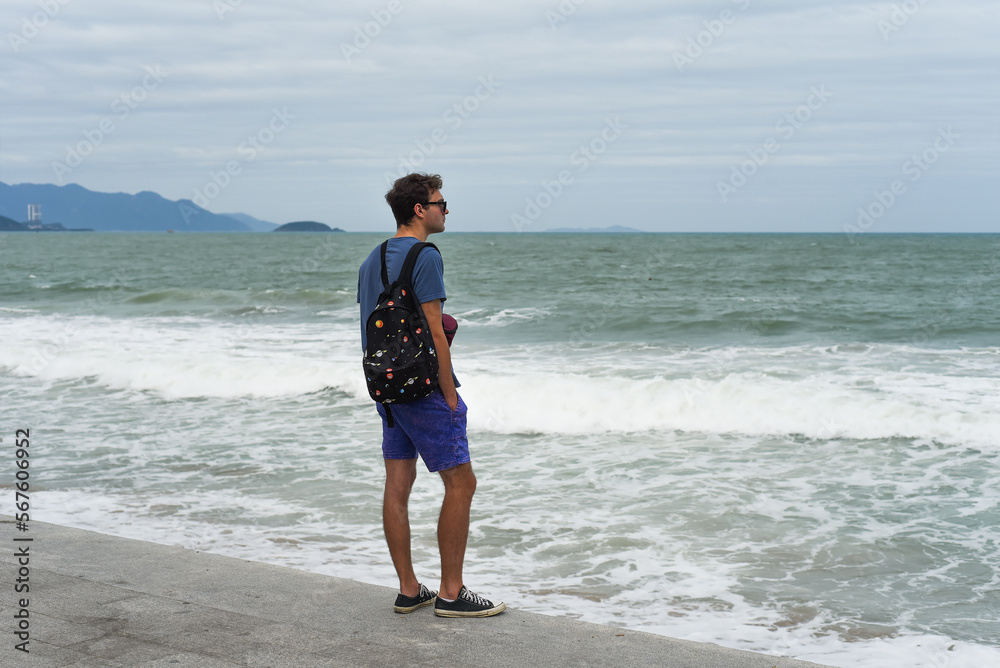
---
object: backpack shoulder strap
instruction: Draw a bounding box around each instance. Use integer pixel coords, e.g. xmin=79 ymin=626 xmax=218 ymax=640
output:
xmin=378 ymin=240 xmax=390 ymax=290
xmin=398 ymin=241 xmax=440 ymax=288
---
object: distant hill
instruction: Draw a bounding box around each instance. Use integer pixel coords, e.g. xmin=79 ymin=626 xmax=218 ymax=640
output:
xmin=274 ymin=221 xmax=343 ymax=232
xmin=541 ymin=225 xmax=646 ymax=233
xmin=0 ymin=181 xmax=250 ymax=232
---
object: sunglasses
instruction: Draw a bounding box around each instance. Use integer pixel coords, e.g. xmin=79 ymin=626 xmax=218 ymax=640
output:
xmin=422 ymin=201 xmax=447 ymax=211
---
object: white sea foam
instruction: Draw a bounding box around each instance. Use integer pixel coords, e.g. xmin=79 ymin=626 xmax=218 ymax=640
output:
xmin=459 ymin=367 xmax=1000 ymax=446
xmin=458 ymin=341 xmax=1000 ymax=447
xmin=4 ymin=315 xmax=997 ymax=447
xmin=0 ymin=315 xmax=367 ymax=400
xmin=454 ymin=306 xmax=553 ymax=327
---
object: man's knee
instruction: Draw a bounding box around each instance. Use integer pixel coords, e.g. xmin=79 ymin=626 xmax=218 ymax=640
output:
xmin=459 ymin=472 xmax=477 ymax=498
xmin=441 ymin=463 xmax=476 ymax=498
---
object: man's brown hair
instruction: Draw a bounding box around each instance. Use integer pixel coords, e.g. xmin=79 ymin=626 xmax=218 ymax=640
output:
xmin=385 ymin=173 xmax=443 ymax=227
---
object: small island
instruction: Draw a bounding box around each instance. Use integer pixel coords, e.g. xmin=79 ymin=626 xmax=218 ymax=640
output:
xmin=273 ymin=221 xmax=344 ymax=232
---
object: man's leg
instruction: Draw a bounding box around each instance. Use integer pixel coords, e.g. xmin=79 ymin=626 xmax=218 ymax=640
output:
xmin=437 ymin=462 xmax=476 ymax=600
xmin=384 ymin=457 xmax=420 ymax=597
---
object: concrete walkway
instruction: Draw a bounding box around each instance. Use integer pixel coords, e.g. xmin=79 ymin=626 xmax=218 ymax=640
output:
xmin=1 ymin=516 xmax=834 ymax=667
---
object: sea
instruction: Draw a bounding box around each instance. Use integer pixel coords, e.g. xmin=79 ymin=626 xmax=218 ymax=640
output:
xmin=2 ymin=231 xmax=998 ymax=667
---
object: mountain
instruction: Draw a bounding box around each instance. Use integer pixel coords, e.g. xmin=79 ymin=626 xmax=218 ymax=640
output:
xmin=0 ymin=213 xmax=22 ymax=230
xmin=0 ymin=181 xmax=250 ymax=232
xmin=221 ymin=212 xmax=279 ymax=232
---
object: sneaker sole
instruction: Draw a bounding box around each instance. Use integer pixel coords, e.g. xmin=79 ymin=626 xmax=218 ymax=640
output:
xmin=434 ymin=602 xmax=506 ymax=618
xmin=394 ymin=597 xmax=437 ymax=614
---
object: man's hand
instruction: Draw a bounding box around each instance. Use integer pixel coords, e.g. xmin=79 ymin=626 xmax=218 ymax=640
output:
xmin=420 ymin=299 xmax=458 ymax=411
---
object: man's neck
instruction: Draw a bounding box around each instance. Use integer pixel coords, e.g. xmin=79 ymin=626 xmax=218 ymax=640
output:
xmin=392 ymin=223 xmax=430 ymax=242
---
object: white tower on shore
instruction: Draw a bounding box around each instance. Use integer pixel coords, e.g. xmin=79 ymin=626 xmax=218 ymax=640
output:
xmin=28 ymin=204 xmax=42 ymax=223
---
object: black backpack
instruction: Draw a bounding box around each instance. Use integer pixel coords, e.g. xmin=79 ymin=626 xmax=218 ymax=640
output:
xmin=363 ymin=240 xmax=440 ymax=426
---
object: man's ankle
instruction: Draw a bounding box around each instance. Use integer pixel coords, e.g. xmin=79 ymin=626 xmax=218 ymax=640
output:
xmin=438 ymin=584 xmax=462 ymax=601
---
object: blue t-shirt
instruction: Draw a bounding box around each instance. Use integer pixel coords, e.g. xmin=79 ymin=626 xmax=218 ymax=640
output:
xmin=357 ymin=237 xmax=459 ymax=386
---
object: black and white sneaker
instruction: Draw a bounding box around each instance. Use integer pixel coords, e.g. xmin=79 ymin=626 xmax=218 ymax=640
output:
xmin=434 ymin=586 xmax=506 ymax=618
xmin=393 ymin=583 xmax=437 ymax=613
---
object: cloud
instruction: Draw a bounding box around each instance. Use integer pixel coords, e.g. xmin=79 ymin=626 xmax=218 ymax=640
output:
xmin=1 ymin=0 xmax=996 ymax=231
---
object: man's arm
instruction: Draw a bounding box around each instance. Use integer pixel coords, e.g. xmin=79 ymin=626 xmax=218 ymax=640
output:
xmin=420 ymin=298 xmax=458 ymax=410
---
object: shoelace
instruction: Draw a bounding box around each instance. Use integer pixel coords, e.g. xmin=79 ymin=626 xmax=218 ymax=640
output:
xmin=460 ymin=588 xmax=490 ymax=606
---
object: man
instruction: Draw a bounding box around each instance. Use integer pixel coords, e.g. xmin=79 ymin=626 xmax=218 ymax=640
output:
xmin=357 ymin=173 xmax=505 ymax=618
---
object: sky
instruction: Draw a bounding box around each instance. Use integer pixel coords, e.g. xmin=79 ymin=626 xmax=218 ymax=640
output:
xmin=1 ymin=0 xmax=997 ymax=233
